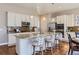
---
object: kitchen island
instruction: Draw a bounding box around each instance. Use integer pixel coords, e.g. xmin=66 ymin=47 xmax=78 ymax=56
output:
xmin=15 ymin=33 xmax=52 ymax=55
xmin=8 ymin=32 xmax=40 ymax=46
xmin=15 ymin=33 xmax=47 ymax=55
xmin=15 ymin=34 xmax=33 ymax=55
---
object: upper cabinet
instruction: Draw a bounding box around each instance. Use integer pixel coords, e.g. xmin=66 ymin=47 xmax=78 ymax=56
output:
xmin=66 ymin=14 xmax=75 ymax=27
xmin=30 ymin=16 xmax=34 ymax=27
xmin=7 ymin=12 xmax=40 ymax=27
xmin=34 ymin=16 xmax=40 ymax=27
xmin=8 ymin=12 xmax=16 ymax=26
xmin=56 ymin=15 xmax=64 ymax=24
xmin=20 ymin=14 xmax=26 ymax=22
xmin=8 ymin=12 xmax=22 ymax=26
xmin=29 ymin=16 xmax=40 ymax=28
xmin=15 ymin=13 xmax=22 ymax=26
xmin=25 ymin=15 xmax=30 ymax=22
xmin=74 ymin=15 xmax=79 ymax=26
xmin=55 ymin=15 xmax=75 ymax=27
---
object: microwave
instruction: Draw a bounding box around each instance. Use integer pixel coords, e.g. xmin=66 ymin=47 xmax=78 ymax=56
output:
xmin=22 ymin=22 xmax=30 ymax=26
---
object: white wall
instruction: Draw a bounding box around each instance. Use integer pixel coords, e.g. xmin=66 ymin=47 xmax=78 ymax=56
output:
xmin=0 ymin=12 xmax=7 ymax=27
xmin=40 ymin=16 xmax=47 ymax=33
xmin=0 ymin=11 xmax=8 ymax=45
xmin=40 ymin=14 xmax=51 ymax=33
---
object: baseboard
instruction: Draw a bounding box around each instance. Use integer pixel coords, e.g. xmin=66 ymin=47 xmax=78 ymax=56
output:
xmin=8 ymin=43 xmax=16 ymax=46
xmin=0 ymin=43 xmax=8 ymax=46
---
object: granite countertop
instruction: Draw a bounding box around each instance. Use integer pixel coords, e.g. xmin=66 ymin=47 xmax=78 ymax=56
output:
xmin=15 ymin=33 xmax=47 ymax=39
xmin=15 ymin=34 xmax=32 ymax=39
xmin=15 ymin=32 xmax=52 ymax=39
xmin=15 ymin=33 xmax=40 ymax=39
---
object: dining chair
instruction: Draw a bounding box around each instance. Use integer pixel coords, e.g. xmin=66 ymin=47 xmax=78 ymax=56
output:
xmin=67 ymin=34 xmax=79 ymax=55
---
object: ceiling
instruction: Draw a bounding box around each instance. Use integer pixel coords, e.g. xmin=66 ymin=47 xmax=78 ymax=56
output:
xmin=0 ymin=3 xmax=79 ymax=15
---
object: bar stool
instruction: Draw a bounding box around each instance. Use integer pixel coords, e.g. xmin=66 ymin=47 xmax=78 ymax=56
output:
xmin=54 ymin=33 xmax=62 ymax=51
xmin=45 ymin=34 xmax=54 ymax=54
xmin=32 ymin=36 xmax=45 ymax=55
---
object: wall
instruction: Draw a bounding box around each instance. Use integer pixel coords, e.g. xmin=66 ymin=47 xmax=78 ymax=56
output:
xmin=40 ymin=15 xmax=47 ymax=33
xmin=40 ymin=14 xmax=52 ymax=33
xmin=0 ymin=11 xmax=8 ymax=45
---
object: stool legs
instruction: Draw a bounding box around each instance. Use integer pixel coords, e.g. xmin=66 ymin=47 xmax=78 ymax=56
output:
xmin=45 ymin=41 xmax=46 ymax=52
xmin=51 ymin=43 xmax=53 ymax=54
xmin=33 ymin=45 xmax=35 ymax=55
xmin=40 ymin=47 xmax=43 ymax=55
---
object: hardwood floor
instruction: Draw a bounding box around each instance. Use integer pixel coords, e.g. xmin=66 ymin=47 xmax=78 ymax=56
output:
xmin=8 ymin=45 xmax=16 ymax=55
xmin=0 ymin=45 xmax=8 ymax=55
xmin=0 ymin=45 xmax=16 ymax=55
xmin=0 ymin=41 xmax=69 ymax=55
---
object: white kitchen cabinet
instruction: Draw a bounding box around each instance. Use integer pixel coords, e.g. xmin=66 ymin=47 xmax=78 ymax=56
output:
xmin=8 ymin=12 xmax=16 ymax=26
xmin=56 ymin=16 xmax=60 ymax=24
xmin=8 ymin=34 xmax=16 ymax=46
xmin=60 ymin=16 xmax=64 ymax=24
xmin=75 ymin=15 xmax=79 ymax=26
xmin=56 ymin=15 xmax=64 ymax=24
xmin=66 ymin=14 xmax=75 ymax=27
xmin=15 ymin=13 xmax=22 ymax=26
xmin=16 ymin=38 xmax=33 ymax=55
xmin=8 ymin=12 xmax=29 ymax=26
xmin=20 ymin=14 xmax=26 ymax=22
xmin=30 ymin=16 xmax=40 ymax=28
xmin=8 ymin=12 xmax=40 ymax=27
xmin=25 ymin=15 xmax=30 ymax=22
xmin=34 ymin=16 xmax=40 ymax=27
xmin=30 ymin=16 xmax=35 ymax=27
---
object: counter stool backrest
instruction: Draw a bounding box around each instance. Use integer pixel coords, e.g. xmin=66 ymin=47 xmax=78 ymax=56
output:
xmin=37 ymin=36 xmax=45 ymax=46
xmin=32 ymin=36 xmax=45 ymax=46
xmin=51 ymin=34 xmax=55 ymax=42
xmin=32 ymin=37 xmax=39 ymax=45
xmin=46 ymin=35 xmax=52 ymax=41
xmin=55 ymin=33 xmax=62 ymax=40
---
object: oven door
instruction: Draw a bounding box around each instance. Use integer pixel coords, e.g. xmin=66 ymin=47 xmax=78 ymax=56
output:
xmin=76 ymin=32 xmax=79 ymax=38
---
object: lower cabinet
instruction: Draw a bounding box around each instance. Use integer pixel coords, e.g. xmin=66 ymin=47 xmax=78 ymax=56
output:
xmin=8 ymin=34 xmax=16 ymax=46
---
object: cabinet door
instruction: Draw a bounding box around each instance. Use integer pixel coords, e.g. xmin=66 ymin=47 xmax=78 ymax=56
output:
xmin=25 ymin=15 xmax=30 ymax=22
xmin=21 ymin=14 xmax=26 ymax=22
xmin=8 ymin=34 xmax=16 ymax=46
xmin=66 ymin=15 xmax=74 ymax=27
xmin=75 ymin=15 xmax=79 ymax=26
xmin=15 ymin=13 xmax=22 ymax=26
xmin=56 ymin=16 xmax=60 ymax=24
xmin=34 ymin=16 xmax=40 ymax=28
xmin=60 ymin=16 xmax=64 ymax=24
xmin=30 ymin=16 xmax=34 ymax=27
xmin=8 ymin=12 xmax=16 ymax=26
xmin=56 ymin=16 xmax=64 ymax=24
